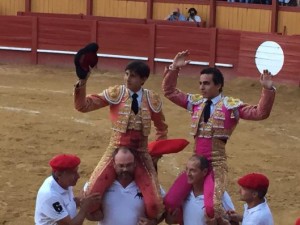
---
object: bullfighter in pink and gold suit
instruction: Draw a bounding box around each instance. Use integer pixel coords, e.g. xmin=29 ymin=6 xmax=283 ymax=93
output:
xmin=162 ymin=50 xmax=275 ymax=221
xmin=74 ymin=60 xmax=168 ymax=219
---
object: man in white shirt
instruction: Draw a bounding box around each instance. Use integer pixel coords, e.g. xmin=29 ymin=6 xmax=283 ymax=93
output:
xmin=87 ymin=147 xmax=158 ymax=225
xmin=228 ymin=173 xmax=274 ymax=225
xmin=165 ymin=155 xmax=236 ymax=225
xmin=35 ymin=154 xmax=101 ymax=225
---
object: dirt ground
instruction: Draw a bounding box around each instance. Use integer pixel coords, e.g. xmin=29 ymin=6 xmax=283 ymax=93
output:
xmin=0 ymin=64 xmax=299 ymax=225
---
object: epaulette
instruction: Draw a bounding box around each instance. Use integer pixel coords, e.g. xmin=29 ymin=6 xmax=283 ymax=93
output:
xmin=187 ymin=94 xmax=204 ymax=105
xmin=103 ymin=85 xmax=126 ymax=104
xmin=223 ymin=96 xmax=243 ymax=109
xmin=145 ymin=89 xmax=162 ymax=113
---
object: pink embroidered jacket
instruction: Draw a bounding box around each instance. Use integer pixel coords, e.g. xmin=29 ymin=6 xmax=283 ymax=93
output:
xmin=162 ymin=68 xmax=275 ymax=141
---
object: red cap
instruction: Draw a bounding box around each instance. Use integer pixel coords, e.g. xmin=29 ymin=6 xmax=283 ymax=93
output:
xmin=238 ymin=173 xmax=269 ymax=191
xmin=148 ymin=139 xmax=189 ymax=157
xmin=49 ymin=154 xmax=81 ymax=172
xmin=295 ymin=218 xmax=300 ymax=225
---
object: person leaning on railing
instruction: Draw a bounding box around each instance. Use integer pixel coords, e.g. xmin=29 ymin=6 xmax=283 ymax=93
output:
xmin=165 ymin=8 xmax=186 ymax=21
xmin=186 ymin=8 xmax=201 ymax=27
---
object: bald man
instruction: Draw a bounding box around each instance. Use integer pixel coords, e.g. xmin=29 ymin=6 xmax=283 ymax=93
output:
xmin=87 ymin=147 xmax=158 ymax=225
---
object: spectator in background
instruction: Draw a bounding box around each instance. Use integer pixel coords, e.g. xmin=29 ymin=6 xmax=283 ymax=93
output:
xmin=278 ymin=0 xmax=290 ymax=5
xmin=279 ymin=0 xmax=298 ymax=6
xmin=187 ymin=8 xmax=201 ymax=27
xmin=165 ymin=8 xmax=186 ymax=21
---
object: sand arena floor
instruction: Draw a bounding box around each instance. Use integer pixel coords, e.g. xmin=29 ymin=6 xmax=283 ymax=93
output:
xmin=0 ymin=64 xmax=299 ymax=225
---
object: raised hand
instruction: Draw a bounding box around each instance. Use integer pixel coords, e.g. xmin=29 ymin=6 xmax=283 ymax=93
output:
xmin=226 ymin=210 xmax=243 ymax=223
xmin=74 ymin=42 xmax=99 ymax=80
xmin=260 ymin=69 xmax=274 ymax=90
xmin=171 ymin=50 xmax=191 ymax=69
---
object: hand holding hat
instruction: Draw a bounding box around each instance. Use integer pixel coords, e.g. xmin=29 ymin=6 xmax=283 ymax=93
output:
xmin=74 ymin=43 xmax=99 ymax=80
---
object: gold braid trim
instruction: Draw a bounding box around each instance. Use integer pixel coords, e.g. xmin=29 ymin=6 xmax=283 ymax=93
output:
xmin=211 ymin=138 xmax=227 ymax=218
xmin=103 ymin=85 xmax=126 ymax=104
xmin=145 ymin=89 xmax=162 ymax=113
xmin=223 ymin=96 xmax=243 ymax=109
xmin=188 ymin=94 xmax=204 ymax=105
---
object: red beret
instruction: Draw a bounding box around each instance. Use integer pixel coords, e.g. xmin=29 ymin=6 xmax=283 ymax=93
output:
xmin=148 ymin=139 xmax=189 ymax=157
xmin=238 ymin=173 xmax=269 ymax=191
xmin=295 ymin=218 xmax=300 ymax=225
xmin=49 ymin=154 xmax=81 ymax=172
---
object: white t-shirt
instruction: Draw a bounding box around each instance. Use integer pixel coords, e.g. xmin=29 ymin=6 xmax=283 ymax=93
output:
xmin=35 ymin=176 xmax=77 ymax=225
xmin=183 ymin=191 xmax=235 ymax=225
xmin=187 ymin=15 xmax=201 ymax=23
xmin=242 ymin=198 xmax=274 ymax=225
xmin=98 ymin=181 xmax=145 ymax=225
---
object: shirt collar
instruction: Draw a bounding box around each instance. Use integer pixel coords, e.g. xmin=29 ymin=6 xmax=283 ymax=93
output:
xmin=190 ymin=190 xmax=204 ymax=200
xmin=50 ymin=175 xmax=69 ymax=194
xmin=204 ymin=93 xmax=222 ymax=105
xmin=114 ymin=180 xmax=136 ymax=189
xmin=129 ymin=88 xmax=143 ymax=97
xmin=244 ymin=198 xmax=268 ymax=213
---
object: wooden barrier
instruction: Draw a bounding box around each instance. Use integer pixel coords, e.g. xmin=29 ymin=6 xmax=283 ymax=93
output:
xmin=84 ymin=15 xmax=147 ymax=24
xmin=215 ymin=3 xmax=272 ymax=32
xmin=216 ymin=29 xmax=240 ymax=67
xmin=30 ymin=0 xmax=86 ymax=14
xmin=238 ymin=32 xmax=300 ymax=82
xmin=3 ymin=0 xmax=300 ymax=35
xmin=0 ymin=0 xmax=25 ymax=15
xmin=278 ymin=10 xmax=300 ymax=35
xmin=17 ymin=11 xmax=84 ymax=18
xmin=147 ymin=19 xmax=206 ymax=28
xmin=0 ymin=15 xmax=299 ymax=84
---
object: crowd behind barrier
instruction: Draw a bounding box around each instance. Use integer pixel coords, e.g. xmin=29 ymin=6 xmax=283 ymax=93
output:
xmin=17 ymin=11 xmax=207 ymax=27
xmin=0 ymin=11 xmax=299 ymax=85
xmin=219 ymin=0 xmax=300 ymax=5
xmin=1 ymin=0 xmax=300 ymax=36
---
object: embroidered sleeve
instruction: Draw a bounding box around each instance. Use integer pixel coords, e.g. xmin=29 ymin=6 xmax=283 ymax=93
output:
xmin=145 ymin=89 xmax=162 ymax=113
xmin=103 ymin=85 xmax=125 ymax=104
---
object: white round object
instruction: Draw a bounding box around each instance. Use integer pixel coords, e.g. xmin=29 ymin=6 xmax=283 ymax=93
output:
xmin=255 ymin=41 xmax=284 ymax=76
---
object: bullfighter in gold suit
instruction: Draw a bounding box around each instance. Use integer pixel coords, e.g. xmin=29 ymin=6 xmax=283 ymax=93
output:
xmin=74 ymin=59 xmax=168 ymax=219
